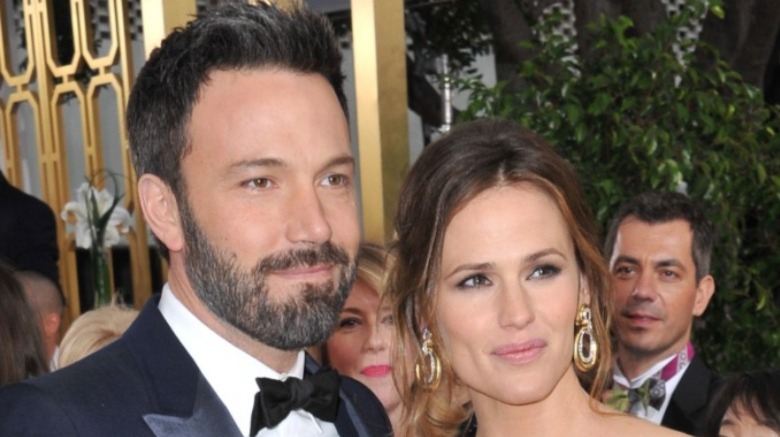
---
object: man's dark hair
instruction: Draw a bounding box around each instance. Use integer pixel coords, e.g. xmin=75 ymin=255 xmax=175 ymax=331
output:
xmin=126 ymin=2 xmax=346 ymax=258
xmin=604 ymin=191 xmax=715 ymax=281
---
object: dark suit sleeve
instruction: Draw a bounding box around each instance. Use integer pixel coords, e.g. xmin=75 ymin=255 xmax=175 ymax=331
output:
xmin=0 ymin=382 xmax=79 ymax=436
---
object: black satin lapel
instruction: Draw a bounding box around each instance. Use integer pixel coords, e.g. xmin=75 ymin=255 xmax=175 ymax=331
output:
xmin=661 ymin=356 xmax=717 ymax=435
xmin=144 ymin=374 xmax=242 ymax=437
xmin=334 ymin=396 xmax=361 ymax=437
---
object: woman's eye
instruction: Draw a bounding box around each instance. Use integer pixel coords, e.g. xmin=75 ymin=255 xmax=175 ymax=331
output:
xmin=380 ymin=314 xmax=394 ymax=326
xmin=338 ymin=317 xmax=360 ymax=329
xmin=457 ymin=274 xmax=491 ymax=289
xmin=528 ymin=264 xmax=561 ymax=280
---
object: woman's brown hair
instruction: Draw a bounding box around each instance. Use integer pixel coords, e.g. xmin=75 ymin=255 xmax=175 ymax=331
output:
xmin=388 ymin=118 xmax=613 ymax=437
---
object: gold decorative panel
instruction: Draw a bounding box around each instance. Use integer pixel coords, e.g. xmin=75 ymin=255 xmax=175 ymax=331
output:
xmin=0 ymin=0 xmax=201 ymax=326
xmin=352 ymin=0 xmax=409 ymax=242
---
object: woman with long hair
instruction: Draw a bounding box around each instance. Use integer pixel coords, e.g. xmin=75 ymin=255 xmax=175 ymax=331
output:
xmin=387 ymin=119 xmax=683 ymax=436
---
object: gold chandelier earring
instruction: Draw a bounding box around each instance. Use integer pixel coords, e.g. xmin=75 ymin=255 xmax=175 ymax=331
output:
xmin=414 ymin=328 xmax=442 ymax=391
xmin=573 ymin=304 xmax=598 ymax=372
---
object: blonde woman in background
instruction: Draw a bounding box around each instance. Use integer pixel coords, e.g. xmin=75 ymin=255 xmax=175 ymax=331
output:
xmin=387 ymin=119 xmax=685 ymax=437
xmin=326 ymin=243 xmax=411 ymax=436
xmin=58 ymin=305 xmax=139 ymax=368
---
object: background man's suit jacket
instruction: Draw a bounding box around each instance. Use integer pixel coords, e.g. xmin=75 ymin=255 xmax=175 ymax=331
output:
xmin=0 ymin=296 xmax=392 ymax=437
xmin=0 ymin=171 xmax=59 ymax=285
xmin=662 ymin=354 xmax=720 ymax=436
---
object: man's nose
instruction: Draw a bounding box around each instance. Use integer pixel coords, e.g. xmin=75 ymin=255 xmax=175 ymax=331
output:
xmin=286 ymin=186 xmax=333 ymax=245
xmin=631 ymin=272 xmax=657 ymax=301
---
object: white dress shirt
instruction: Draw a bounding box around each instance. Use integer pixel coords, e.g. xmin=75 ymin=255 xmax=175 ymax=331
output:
xmin=50 ymin=345 xmax=60 ymax=371
xmin=158 ymin=284 xmax=339 ymax=437
xmin=613 ymin=354 xmax=689 ymax=425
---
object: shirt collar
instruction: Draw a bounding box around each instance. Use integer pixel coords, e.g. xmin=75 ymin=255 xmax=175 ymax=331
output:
xmin=613 ymin=352 xmax=676 ymax=388
xmin=158 ymin=284 xmax=305 ymax=436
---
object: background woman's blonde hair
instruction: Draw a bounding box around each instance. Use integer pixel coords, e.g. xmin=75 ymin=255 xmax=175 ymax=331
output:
xmin=388 ymin=119 xmax=613 ymax=437
xmin=355 ymin=242 xmax=390 ymax=298
xmin=319 ymin=242 xmax=392 ymax=366
xmin=58 ymin=304 xmax=139 ymax=368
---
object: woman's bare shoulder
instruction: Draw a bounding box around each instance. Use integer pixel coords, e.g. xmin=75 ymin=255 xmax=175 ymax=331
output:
xmin=594 ymin=411 xmax=690 ymax=436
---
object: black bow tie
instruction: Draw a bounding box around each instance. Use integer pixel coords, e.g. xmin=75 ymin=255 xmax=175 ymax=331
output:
xmin=249 ymin=368 xmax=341 ymax=435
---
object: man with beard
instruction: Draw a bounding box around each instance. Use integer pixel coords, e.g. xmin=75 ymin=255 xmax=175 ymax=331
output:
xmin=603 ymin=191 xmax=719 ymax=435
xmin=0 ymin=3 xmax=391 ymax=437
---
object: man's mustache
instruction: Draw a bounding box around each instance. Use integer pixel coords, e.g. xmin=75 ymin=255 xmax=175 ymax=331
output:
xmin=620 ymin=303 xmax=662 ymax=319
xmin=255 ymin=241 xmax=350 ymax=273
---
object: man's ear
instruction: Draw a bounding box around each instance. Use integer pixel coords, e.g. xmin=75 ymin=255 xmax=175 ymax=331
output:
xmin=42 ymin=313 xmax=61 ymax=339
xmin=692 ymin=275 xmax=715 ymax=317
xmin=137 ymin=174 xmax=184 ymax=253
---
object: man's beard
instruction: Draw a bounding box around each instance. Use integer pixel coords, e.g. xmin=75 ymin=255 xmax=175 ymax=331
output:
xmin=178 ymin=198 xmax=356 ymax=350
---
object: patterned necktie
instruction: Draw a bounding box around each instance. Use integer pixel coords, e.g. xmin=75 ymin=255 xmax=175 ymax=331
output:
xmin=249 ymin=368 xmax=341 ymax=436
xmin=606 ymin=377 xmax=666 ymax=413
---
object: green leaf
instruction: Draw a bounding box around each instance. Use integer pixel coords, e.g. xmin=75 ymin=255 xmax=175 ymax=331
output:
xmin=564 ymin=103 xmax=581 ymax=123
xmin=675 ymin=103 xmax=689 ymax=121
xmin=575 ymin=124 xmax=586 ymax=143
xmin=757 ymin=163 xmax=767 ymax=184
xmin=648 ymin=137 xmax=658 ymax=155
xmin=710 ymin=5 xmax=725 ymax=19
xmin=757 ymin=291 xmax=767 ymax=311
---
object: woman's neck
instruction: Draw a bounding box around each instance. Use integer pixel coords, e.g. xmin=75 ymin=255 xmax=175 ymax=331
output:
xmin=386 ymin=401 xmax=409 ymax=437
xmin=472 ymin=367 xmax=591 ymax=437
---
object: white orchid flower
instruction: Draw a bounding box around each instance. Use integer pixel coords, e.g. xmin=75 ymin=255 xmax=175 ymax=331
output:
xmin=61 ymin=183 xmax=92 ymax=248
xmin=104 ymin=205 xmax=132 ymax=247
xmin=61 ymin=180 xmax=132 ymax=250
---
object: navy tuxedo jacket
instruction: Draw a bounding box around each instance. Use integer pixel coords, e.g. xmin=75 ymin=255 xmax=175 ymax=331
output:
xmin=661 ymin=354 xmax=720 ymax=436
xmin=0 ymin=296 xmax=392 ymax=437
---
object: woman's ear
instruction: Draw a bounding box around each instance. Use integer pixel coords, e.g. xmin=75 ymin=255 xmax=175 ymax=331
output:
xmin=578 ymin=274 xmax=591 ymax=306
xmin=137 ymin=174 xmax=184 ymax=253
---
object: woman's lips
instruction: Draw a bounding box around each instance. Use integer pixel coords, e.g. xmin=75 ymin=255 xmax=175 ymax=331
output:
xmin=492 ymin=339 xmax=547 ymax=365
xmin=360 ymin=365 xmax=392 ymax=377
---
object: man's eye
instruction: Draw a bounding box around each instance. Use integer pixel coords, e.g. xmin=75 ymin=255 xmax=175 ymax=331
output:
xmin=457 ymin=274 xmax=491 ymax=289
xmin=660 ymin=270 xmax=679 ymax=279
xmin=322 ymin=174 xmax=350 ymax=187
xmin=244 ymin=178 xmax=273 ymax=189
xmin=613 ymin=265 xmax=635 ymax=277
